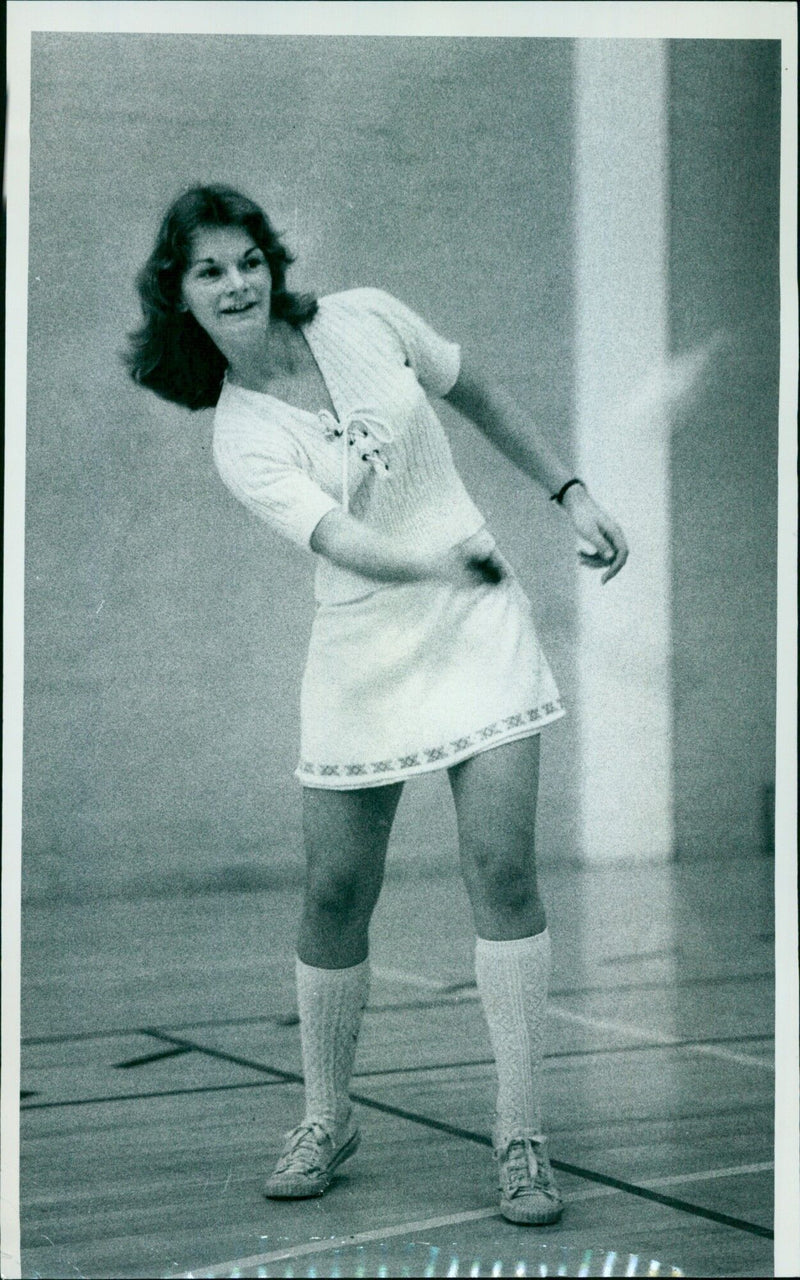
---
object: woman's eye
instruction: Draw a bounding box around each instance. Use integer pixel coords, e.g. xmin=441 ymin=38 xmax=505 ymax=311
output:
xmin=197 ymin=266 xmax=221 ymax=279
xmin=244 ymin=257 xmax=264 ymax=270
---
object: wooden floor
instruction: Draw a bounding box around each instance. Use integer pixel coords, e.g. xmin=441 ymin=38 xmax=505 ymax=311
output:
xmin=19 ymin=855 xmax=774 ymax=1277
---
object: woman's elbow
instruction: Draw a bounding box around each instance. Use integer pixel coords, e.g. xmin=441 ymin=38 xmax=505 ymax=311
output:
xmin=444 ymin=362 xmax=495 ymax=420
xmin=309 ymin=507 xmax=348 ymax=557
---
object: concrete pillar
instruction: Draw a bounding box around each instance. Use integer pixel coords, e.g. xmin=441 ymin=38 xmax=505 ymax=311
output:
xmin=574 ymin=40 xmax=673 ymax=861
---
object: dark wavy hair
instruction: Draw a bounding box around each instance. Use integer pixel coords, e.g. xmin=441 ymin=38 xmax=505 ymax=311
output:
xmin=125 ymin=185 xmax=318 ymax=410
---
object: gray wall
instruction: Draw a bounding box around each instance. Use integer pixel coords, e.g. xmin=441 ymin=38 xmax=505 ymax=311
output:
xmin=22 ymin=36 xmax=781 ymax=900
xmin=668 ymin=41 xmax=780 ymax=858
xmin=23 ymin=36 xmax=578 ymax=899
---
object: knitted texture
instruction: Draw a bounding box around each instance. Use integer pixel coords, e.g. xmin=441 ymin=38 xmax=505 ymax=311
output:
xmin=474 ymin=929 xmax=552 ymax=1144
xmin=213 ymin=289 xmax=486 ymax=604
xmin=296 ymin=956 xmax=370 ymax=1130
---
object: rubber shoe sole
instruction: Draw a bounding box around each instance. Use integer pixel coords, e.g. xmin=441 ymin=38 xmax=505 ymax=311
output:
xmin=264 ymin=1128 xmax=360 ymax=1199
xmin=500 ymin=1189 xmax=563 ymax=1226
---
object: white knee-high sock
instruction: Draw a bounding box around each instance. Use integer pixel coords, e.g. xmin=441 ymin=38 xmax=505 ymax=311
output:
xmin=474 ymin=929 xmax=551 ymax=1145
xmin=295 ymin=957 xmax=370 ymax=1131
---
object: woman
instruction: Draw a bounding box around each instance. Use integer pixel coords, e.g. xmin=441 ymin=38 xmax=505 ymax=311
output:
xmin=127 ymin=184 xmax=628 ymax=1226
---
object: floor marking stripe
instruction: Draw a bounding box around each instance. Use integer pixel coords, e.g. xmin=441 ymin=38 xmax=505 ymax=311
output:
xmin=19 ymin=971 xmax=774 ymax=1047
xmin=115 ymin=1044 xmax=193 ymax=1069
xmin=170 ymin=1163 xmax=772 ymax=1277
xmin=549 ymin=1005 xmax=774 ymax=1070
xmin=20 ymin=1015 xmax=774 ymax=1050
xmin=371 ymin=965 xmax=455 ymax=990
xmin=172 ymin=1189 xmax=623 ymax=1279
xmin=20 ymin=1079 xmax=284 ymax=1110
xmin=643 ymin=1161 xmax=773 ymax=1188
xmin=551 ymin=1159 xmax=773 ymax=1238
xmin=142 ymin=1034 xmax=772 ymax=1244
xmin=690 ymin=1043 xmax=774 ymax=1069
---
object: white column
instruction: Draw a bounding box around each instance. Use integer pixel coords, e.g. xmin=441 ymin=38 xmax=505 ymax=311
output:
xmin=574 ymin=40 xmax=673 ymax=861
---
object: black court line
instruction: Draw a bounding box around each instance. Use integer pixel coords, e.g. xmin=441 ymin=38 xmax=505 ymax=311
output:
xmin=21 ymin=1009 xmax=775 ymax=1046
xmin=547 ymin=1038 xmax=773 ymax=1062
xmin=555 ymin=970 xmax=774 ymax=995
xmin=403 ymin=970 xmax=774 ymax=997
xmin=20 ymin=1079 xmax=286 ymax=1110
xmin=139 ymin=1030 xmax=773 ymax=1241
xmin=115 ymin=1044 xmax=193 ymax=1069
xmin=18 ymin=1064 xmax=773 ymax=1121
xmin=19 ymin=1060 xmax=495 ymax=1109
xmin=18 ymin=974 xmax=774 ymax=1048
xmin=18 ymin=1034 xmax=773 ymax=1233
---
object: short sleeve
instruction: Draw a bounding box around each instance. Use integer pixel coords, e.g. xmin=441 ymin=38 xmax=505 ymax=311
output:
xmin=213 ymin=404 xmax=339 ymax=551
xmin=354 ymin=288 xmax=461 ymax=399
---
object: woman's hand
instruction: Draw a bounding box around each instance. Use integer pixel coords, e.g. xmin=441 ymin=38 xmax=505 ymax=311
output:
xmin=561 ymin=485 xmax=629 ymax=584
xmin=426 ymin=530 xmax=509 ymax=590
xmin=440 ymin=546 xmax=508 ymax=588
xmin=311 ymin=510 xmax=507 ymax=587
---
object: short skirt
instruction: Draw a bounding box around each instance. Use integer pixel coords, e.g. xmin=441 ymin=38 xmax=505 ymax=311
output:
xmin=295 ymin=551 xmax=565 ymax=790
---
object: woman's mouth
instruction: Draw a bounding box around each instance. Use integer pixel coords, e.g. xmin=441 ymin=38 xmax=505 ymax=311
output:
xmin=220 ymin=299 xmax=257 ymax=315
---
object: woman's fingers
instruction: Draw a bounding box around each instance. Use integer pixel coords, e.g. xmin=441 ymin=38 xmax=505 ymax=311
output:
xmin=466 ymin=552 xmax=507 ymax=584
xmin=570 ymin=495 xmax=629 ymax=585
xmin=599 ymin=522 xmax=629 ymax=583
xmin=436 ymin=543 xmax=507 ymax=588
xmin=577 ymin=518 xmax=629 ymax=583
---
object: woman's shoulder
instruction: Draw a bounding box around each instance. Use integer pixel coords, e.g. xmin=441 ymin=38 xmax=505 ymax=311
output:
xmin=212 ymin=379 xmax=299 ymax=455
xmin=317 ymin=286 xmax=403 ymax=322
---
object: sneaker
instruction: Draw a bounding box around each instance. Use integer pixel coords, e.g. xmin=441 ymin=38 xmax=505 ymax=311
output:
xmin=264 ymin=1115 xmax=360 ymax=1199
xmin=494 ymin=1134 xmax=563 ymax=1225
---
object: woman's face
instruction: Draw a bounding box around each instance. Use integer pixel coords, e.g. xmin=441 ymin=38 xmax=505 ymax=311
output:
xmin=180 ymin=225 xmax=272 ymax=347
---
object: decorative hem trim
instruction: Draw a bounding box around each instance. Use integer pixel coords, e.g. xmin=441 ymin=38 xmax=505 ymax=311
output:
xmin=295 ymin=701 xmax=565 ymax=790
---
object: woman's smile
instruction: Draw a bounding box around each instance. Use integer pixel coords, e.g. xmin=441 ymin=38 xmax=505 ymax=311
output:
xmin=220 ymin=299 xmax=258 ymax=315
xmin=181 ymin=225 xmax=272 ymax=343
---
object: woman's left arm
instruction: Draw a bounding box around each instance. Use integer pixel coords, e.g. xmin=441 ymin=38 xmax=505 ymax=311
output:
xmin=445 ymin=358 xmax=629 ymax=584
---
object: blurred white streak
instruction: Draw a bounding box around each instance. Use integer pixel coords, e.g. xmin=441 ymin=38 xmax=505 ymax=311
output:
xmin=610 ymin=331 xmax=730 ymax=435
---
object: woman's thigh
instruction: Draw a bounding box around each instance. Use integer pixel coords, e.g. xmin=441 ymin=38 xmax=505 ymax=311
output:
xmin=448 ymin=735 xmax=544 ymax=935
xmin=302 ymin=782 xmax=404 ymax=908
xmin=298 ymin=783 xmax=404 ymax=966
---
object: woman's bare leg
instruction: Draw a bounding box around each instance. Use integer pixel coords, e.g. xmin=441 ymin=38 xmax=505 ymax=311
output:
xmin=448 ymin=735 xmax=561 ymax=1223
xmin=266 ymin=783 xmax=404 ymax=1199
xmin=448 ymin=734 xmax=544 ymax=940
xmin=298 ymin=781 xmax=403 ymax=968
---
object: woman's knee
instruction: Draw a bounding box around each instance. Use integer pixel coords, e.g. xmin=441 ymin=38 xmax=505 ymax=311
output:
xmin=461 ymin=840 xmax=538 ymax=915
xmin=304 ymin=864 xmax=377 ymax=924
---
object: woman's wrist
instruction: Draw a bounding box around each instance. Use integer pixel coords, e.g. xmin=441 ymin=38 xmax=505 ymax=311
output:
xmin=550 ymin=477 xmax=586 ymax=506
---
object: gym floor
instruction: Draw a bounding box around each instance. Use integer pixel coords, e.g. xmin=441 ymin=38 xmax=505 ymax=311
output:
xmin=20 ymin=853 xmax=773 ymax=1278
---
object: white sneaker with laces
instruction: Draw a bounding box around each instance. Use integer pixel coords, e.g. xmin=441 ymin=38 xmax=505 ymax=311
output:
xmin=494 ymin=1132 xmax=563 ymax=1225
xmin=264 ymin=1114 xmax=360 ymax=1199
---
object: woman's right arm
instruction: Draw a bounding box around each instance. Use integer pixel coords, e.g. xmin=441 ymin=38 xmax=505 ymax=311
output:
xmin=213 ymin=416 xmax=504 ymax=587
xmin=310 ymin=508 xmax=505 ymax=588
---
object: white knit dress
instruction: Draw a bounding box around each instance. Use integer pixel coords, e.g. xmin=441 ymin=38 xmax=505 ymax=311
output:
xmin=213 ymin=288 xmax=564 ymax=788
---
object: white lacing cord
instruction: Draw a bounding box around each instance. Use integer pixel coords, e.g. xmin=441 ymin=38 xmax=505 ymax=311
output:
xmin=318 ymin=407 xmax=394 ymax=516
xmin=341 ymin=419 xmax=351 ymax=515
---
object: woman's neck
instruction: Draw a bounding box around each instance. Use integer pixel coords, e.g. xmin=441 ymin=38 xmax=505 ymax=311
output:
xmin=225 ymin=315 xmax=305 ymax=390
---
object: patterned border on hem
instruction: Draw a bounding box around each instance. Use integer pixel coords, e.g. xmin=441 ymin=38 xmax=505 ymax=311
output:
xmin=295 ymin=701 xmax=565 ymax=789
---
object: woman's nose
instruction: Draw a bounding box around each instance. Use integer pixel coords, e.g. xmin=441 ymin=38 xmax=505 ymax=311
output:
xmin=226 ymin=266 xmax=245 ymax=290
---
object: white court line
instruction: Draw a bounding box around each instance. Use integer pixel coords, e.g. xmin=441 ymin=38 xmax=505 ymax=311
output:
xmin=549 ymin=1005 xmax=774 ymax=1070
xmin=172 ymin=1162 xmax=772 ymax=1278
xmin=371 ymin=965 xmax=461 ymax=992
xmin=372 ymin=969 xmax=772 ymax=1070
xmin=173 ymin=1191 xmax=616 ymax=1279
xmin=643 ymin=1161 xmax=773 ymax=1188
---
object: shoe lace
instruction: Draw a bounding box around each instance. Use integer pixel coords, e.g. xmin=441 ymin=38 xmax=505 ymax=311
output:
xmin=277 ymin=1121 xmax=331 ymax=1175
xmin=501 ymin=1138 xmax=556 ymax=1200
